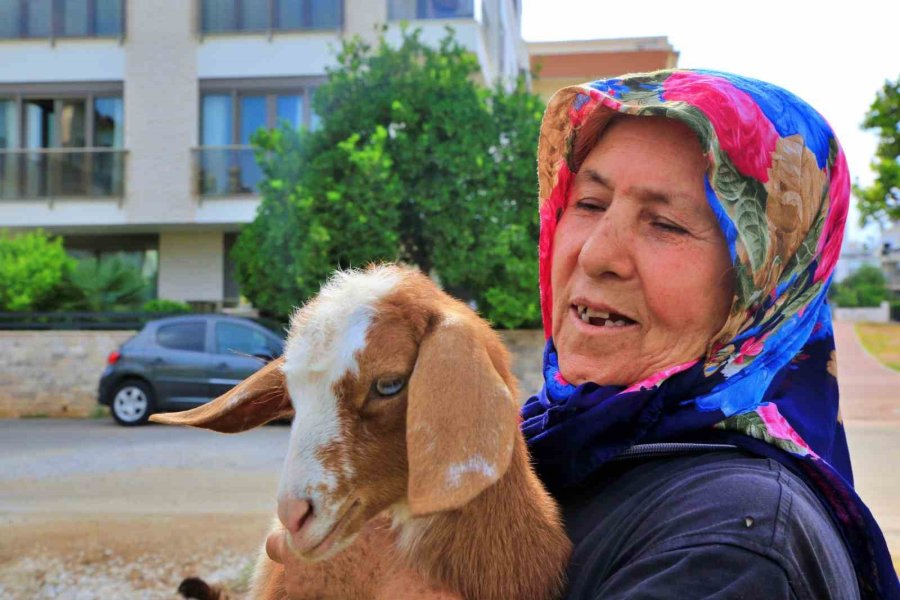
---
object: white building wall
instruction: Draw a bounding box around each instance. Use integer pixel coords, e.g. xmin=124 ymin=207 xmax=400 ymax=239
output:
xmin=158 ymin=230 xmax=224 ymax=303
xmin=196 ymin=34 xmax=340 ymax=79
xmin=123 ymin=0 xmax=198 ymax=224
xmin=0 ymin=39 xmax=124 ymax=82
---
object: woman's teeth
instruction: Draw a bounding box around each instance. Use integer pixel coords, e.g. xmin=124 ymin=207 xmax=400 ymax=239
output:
xmin=576 ymin=305 xmax=630 ymax=327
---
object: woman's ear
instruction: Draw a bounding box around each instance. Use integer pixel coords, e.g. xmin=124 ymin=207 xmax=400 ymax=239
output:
xmin=150 ymin=357 xmax=293 ymax=433
xmin=405 ymin=314 xmax=519 ymax=516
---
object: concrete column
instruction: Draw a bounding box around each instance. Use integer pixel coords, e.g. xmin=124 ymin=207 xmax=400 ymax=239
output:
xmin=158 ymin=231 xmax=224 ymax=303
xmin=343 ymin=0 xmax=387 ymax=42
xmin=123 ymin=0 xmax=198 ymax=224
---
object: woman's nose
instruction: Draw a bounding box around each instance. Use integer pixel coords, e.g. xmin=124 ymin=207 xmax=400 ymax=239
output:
xmin=577 ymin=211 xmax=636 ymax=280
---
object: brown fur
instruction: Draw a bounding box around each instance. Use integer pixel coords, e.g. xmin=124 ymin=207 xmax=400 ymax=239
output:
xmin=153 ymin=265 xmax=571 ymax=600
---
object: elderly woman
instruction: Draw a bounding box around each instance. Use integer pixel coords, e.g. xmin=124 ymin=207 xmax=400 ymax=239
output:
xmin=266 ymin=70 xmax=899 ymax=599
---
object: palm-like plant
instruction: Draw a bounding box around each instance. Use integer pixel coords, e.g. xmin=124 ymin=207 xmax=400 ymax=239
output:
xmin=62 ymin=256 xmax=149 ymax=311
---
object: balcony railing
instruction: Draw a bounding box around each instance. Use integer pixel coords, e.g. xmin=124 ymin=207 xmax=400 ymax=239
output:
xmin=0 ymin=148 xmax=127 ymax=200
xmin=193 ymin=146 xmax=263 ymax=197
xmin=0 ymin=0 xmax=125 ymax=40
xmin=388 ymin=0 xmax=474 ymax=20
xmin=197 ymin=0 xmax=342 ymax=35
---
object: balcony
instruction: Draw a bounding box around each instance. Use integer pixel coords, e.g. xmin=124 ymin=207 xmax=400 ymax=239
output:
xmin=0 ymin=0 xmax=125 ymax=40
xmin=0 ymin=148 xmax=126 ymax=201
xmin=388 ymin=0 xmax=474 ymax=20
xmin=197 ymin=0 xmax=343 ymax=35
xmin=193 ymin=146 xmax=263 ymax=197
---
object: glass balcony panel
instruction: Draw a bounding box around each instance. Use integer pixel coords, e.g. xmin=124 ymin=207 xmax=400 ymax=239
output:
xmin=91 ymin=150 xmax=124 ymax=196
xmin=23 ymin=0 xmax=52 ymax=37
xmin=202 ymin=0 xmax=237 ymax=32
xmin=240 ymin=0 xmax=269 ymax=31
xmin=0 ymin=2 xmax=23 ymax=37
xmin=60 ymin=0 xmax=90 ymax=36
xmin=94 ymin=0 xmax=123 ymax=36
xmin=93 ymin=97 xmax=124 ymax=148
xmin=0 ymin=149 xmax=125 ymax=199
xmin=388 ymin=0 xmax=473 ymax=20
xmin=195 ymin=147 xmax=261 ymax=196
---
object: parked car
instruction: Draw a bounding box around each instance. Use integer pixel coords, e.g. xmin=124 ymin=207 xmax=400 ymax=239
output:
xmin=98 ymin=314 xmax=285 ymax=426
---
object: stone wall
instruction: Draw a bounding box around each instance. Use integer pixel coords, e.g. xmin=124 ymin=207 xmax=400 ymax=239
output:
xmin=833 ymin=301 xmax=891 ymax=323
xmin=0 ymin=331 xmax=135 ymax=418
xmin=0 ymin=329 xmax=548 ymax=418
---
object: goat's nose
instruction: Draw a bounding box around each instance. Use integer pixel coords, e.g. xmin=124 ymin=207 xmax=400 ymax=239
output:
xmin=278 ymin=497 xmax=313 ymax=535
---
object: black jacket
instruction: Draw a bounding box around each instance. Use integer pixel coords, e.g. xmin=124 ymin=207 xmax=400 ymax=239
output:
xmin=557 ymin=449 xmax=859 ymax=599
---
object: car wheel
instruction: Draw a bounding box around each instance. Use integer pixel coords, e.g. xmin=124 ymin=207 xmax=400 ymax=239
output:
xmin=111 ymin=380 xmax=155 ymax=426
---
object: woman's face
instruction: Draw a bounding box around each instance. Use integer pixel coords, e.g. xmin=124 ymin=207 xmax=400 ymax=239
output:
xmin=551 ymin=116 xmax=734 ymax=386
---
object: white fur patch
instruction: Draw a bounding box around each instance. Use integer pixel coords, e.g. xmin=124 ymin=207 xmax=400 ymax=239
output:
xmin=445 ymin=455 xmax=497 ymax=489
xmin=277 ymin=266 xmax=404 ymax=529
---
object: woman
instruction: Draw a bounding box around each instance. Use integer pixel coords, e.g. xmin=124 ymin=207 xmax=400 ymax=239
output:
xmin=269 ymin=70 xmax=899 ymax=599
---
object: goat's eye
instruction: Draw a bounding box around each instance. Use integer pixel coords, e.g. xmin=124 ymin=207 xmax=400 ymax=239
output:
xmin=373 ymin=377 xmax=406 ymax=397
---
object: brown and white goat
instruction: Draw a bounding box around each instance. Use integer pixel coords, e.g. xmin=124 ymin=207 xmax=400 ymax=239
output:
xmin=152 ymin=265 xmax=571 ymax=600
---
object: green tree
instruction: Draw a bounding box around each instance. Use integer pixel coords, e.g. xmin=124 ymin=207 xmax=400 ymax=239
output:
xmin=60 ymin=256 xmax=149 ymax=311
xmin=233 ymin=27 xmax=543 ymax=327
xmin=0 ymin=229 xmax=74 ymax=311
xmin=829 ymin=264 xmax=889 ymax=307
xmin=855 ymin=75 xmax=900 ymax=224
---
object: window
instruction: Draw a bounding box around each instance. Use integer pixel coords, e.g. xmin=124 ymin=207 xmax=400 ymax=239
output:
xmin=200 ymin=0 xmax=342 ymax=34
xmin=157 ymin=322 xmax=206 ymax=353
xmin=0 ymin=92 xmax=124 ymax=199
xmin=196 ymin=85 xmax=318 ymax=195
xmin=0 ymin=0 xmax=124 ymax=39
xmin=388 ymin=0 xmax=474 ymax=20
xmin=215 ymin=321 xmax=271 ymax=356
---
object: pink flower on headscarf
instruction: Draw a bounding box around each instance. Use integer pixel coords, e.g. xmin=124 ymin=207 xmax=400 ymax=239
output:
xmin=663 ymin=72 xmax=779 ymax=182
xmin=756 ymin=403 xmax=817 ymax=457
xmin=814 ymin=146 xmax=849 ymax=283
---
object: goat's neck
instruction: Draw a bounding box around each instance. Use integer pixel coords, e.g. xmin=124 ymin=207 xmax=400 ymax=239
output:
xmin=396 ymin=435 xmax=571 ymax=600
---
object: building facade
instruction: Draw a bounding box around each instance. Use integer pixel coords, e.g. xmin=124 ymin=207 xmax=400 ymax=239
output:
xmin=0 ymin=0 xmax=528 ymax=307
xmin=0 ymin=1 xmax=677 ymax=309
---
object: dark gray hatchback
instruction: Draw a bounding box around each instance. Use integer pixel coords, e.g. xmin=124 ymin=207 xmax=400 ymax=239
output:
xmin=98 ymin=314 xmax=285 ymax=426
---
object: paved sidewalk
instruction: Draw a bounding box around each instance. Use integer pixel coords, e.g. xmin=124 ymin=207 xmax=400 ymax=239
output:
xmin=834 ymin=319 xmax=900 ymax=424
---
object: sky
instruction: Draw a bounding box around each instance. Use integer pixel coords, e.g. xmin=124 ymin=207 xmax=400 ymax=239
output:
xmin=520 ymin=0 xmax=900 ymax=243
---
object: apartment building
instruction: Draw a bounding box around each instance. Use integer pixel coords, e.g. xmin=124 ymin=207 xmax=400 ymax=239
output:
xmin=0 ymin=0 xmax=528 ymax=308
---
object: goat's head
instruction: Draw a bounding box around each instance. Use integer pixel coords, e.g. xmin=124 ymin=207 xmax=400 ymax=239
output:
xmin=151 ymin=265 xmax=520 ymax=561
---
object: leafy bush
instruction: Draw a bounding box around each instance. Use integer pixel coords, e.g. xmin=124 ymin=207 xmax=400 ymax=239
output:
xmin=829 ymin=264 xmax=889 ymax=307
xmin=60 ymin=256 xmax=149 ymax=311
xmin=142 ymin=298 xmax=192 ymax=313
xmin=232 ymin=27 xmax=543 ymax=328
xmin=0 ymin=229 xmax=74 ymax=311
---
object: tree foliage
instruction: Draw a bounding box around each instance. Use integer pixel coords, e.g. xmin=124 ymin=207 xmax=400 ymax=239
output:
xmin=232 ymin=27 xmax=543 ymax=328
xmin=855 ymin=75 xmax=900 ymax=225
xmin=829 ymin=264 xmax=889 ymax=307
xmin=0 ymin=229 xmax=74 ymax=311
xmin=59 ymin=256 xmax=149 ymax=311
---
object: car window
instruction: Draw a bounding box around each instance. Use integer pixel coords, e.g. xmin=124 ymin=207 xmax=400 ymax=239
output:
xmin=215 ymin=322 xmax=271 ymax=357
xmin=156 ymin=321 xmax=206 ymax=353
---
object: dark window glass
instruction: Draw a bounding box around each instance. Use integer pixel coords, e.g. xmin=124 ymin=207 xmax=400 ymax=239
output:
xmin=275 ymin=0 xmax=302 ymax=29
xmin=60 ymin=0 xmax=89 ymax=36
xmin=202 ymin=0 xmax=236 ymax=32
xmin=59 ymin=99 xmax=86 ymax=148
xmin=239 ymin=95 xmax=266 ymax=144
xmin=215 ymin=321 xmax=270 ymax=356
xmin=240 ymin=0 xmax=268 ymax=30
xmin=157 ymin=322 xmax=206 ymax=353
xmin=24 ymin=0 xmax=51 ymax=37
xmin=0 ymin=100 xmax=17 ymax=148
xmin=0 ymin=2 xmax=22 ymax=37
xmin=309 ymin=0 xmax=339 ymax=28
xmin=94 ymin=0 xmax=122 ymax=35
xmin=276 ymin=95 xmax=302 ymax=128
xmin=94 ymin=97 xmax=123 ymax=148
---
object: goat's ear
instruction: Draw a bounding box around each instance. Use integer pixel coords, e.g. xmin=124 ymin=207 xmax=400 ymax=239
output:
xmin=149 ymin=357 xmax=293 ymax=433
xmin=406 ymin=314 xmax=519 ymax=516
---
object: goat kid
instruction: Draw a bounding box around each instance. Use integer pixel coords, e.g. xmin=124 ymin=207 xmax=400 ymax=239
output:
xmin=152 ymin=265 xmax=571 ymax=600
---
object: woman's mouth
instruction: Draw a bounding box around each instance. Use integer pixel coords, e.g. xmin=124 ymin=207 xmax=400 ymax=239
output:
xmin=572 ymin=304 xmax=637 ymax=328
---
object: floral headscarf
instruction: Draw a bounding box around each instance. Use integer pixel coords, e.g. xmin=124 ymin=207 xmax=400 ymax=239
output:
xmin=521 ymin=70 xmax=899 ymax=599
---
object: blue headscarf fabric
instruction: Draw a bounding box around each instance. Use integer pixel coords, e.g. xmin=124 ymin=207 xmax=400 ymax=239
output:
xmin=524 ymin=69 xmax=898 ymax=599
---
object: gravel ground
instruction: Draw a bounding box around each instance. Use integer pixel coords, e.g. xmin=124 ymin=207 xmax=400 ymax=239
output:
xmin=0 ymin=419 xmax=289 ymax=599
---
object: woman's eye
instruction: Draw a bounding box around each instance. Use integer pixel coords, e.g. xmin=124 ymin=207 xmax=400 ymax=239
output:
xmin=575 ymin=199 xmax=606 ymax=212
xmin=373 ymin=377 xmax=406 ymax=397
xmin=653 ymin=221 xmax=688 ymax=235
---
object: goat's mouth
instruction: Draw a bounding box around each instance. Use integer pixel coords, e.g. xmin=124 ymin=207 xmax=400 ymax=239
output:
xmin=288 ymin=499 xmax=362 ymax=561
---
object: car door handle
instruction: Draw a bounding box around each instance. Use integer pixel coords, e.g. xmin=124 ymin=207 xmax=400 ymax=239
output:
xmin=216 ymin=362 xmax=229 ymax=370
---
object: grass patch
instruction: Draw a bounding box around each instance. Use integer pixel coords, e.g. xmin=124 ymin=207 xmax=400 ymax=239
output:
xmin=855 ymin=322 xmax=900 ymax=372
xmin=21 ymin=412 xmax=50 ymax=419
xmin=89 ymin=405 xmax=110 ymax=419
